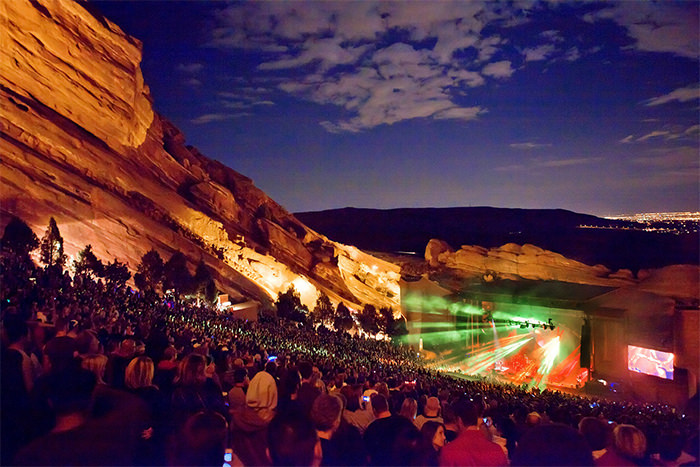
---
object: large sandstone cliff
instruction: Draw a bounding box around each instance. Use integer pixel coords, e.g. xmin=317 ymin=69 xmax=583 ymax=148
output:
xmin=0 ymin=0 xmax=399 ymax=310
xmin=425 ymin=239 xmax=699 ymax=299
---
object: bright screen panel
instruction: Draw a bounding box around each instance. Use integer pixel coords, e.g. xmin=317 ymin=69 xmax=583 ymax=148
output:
xmin=627 ymin=345 xmax=674 ymax=380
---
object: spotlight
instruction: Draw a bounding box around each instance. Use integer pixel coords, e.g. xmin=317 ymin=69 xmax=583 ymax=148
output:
xmin=520 ymin=323 xmax=527 ymax=329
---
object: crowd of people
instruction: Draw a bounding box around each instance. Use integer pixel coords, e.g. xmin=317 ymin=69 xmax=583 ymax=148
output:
xmin=2 ymin=258 xmax=698 ymax=466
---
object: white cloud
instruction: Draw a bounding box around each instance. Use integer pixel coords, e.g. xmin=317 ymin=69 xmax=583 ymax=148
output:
xmin=522 ymin=44 xmax=555 ymax=62
xmin=447 ymin=69 xmax=485 ymax=88
xmin=183 ymin=78 xmax=202 ymax=87
xmin=494 ymin=164 xmax=526 ymax=172
xmin=684 ymin=124 xmax=699 ymax=136
xmin=207 ymin=2 xmax=517 ymax=131
xmin=205 ymin=1 xmax=697 ymax=133
xmin=494 ymin=156 xmax=601 ymax=171
xmin=644 ymin=85 xmax=700 ymax=107
xmin=434 ymin=106 xmax=485 ymax=120
xmin=509 ymin=142 xmax=553 ymax=150
xmin=536 ymin=157 xmax=602 ymax=168
xmin=623 ymin=124 xmax=700 ymax=143
xmin=637 ymin=130 xmax=672 ymax=142
xmin=191 ymin=113 xmax=250 ymax=124
xmin=177 ymin=63 xmax=204 ymax=74
xmin=540 ymin=30 xmax=564 ymax=42
xmin=563 ymin=47 xmax=581 ymax=62
xmin=584 ymin=3 xmax=699 ymax=59
xmin=482 ymin=60 xmax=514 ymax=78
xmin=632 ymin=146 xmax=700 ymax=169
xmin=258 ymin=38 xmax=368 ymax=71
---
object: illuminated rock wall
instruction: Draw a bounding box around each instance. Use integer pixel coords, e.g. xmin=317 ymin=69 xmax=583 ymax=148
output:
xmin=427 ymin=240 xmax=637 ymax=287
xmin=0 ymin=0 xmax=400 ymax=312
xmin=426 ymin=239 xmax=699 ymax=299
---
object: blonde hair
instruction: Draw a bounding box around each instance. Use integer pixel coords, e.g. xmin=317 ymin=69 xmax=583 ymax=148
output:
xmin=125 ymin=356 xmax=155 ymax=389
xmin=175 ymin=353 xmax=207 ymax=386
xmin=613 ymin=424 xmax=647 ymax=460
xmin=399 ymin=397 xmax=418 ymax=420
xmin=81 ymin=354 xmax=108 ymax=384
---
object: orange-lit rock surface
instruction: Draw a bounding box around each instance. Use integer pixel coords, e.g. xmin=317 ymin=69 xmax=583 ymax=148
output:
xmin=0 ymin=0 xmax=399 ymax=310
xmin=425 ymin=239 xmax=700 ymax=299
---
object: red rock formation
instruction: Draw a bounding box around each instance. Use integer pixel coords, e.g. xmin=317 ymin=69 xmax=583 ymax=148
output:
xmin=0 ymin=0 xmax=400 ymax=311
xmin=425 ymin=239 xmax=700 ymax=299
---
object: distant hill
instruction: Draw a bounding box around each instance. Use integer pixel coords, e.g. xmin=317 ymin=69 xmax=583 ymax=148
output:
xmin=295 ymin=207 xmax=699 ymax=271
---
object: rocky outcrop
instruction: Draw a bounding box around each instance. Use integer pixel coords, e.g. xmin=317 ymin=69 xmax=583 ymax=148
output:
xmin=425 ymin=239 xmax=699 ymax=298
xmin=427 ymin=240 xmax=637 ymax=287
xmin=637 ymin=265 xmax=700 ymax=300
xmin=425 ymin=239 xmax=453 ymax=267
xmin=0 ymin=0 xmax=399 ymax=311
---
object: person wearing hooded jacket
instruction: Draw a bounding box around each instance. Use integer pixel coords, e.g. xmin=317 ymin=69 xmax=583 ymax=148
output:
xmin=230 ymin=369 xmax=278 ymax=466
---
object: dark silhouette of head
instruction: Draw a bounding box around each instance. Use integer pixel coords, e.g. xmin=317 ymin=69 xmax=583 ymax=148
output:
xmin=452 ymin=397 xmax=479 ymax=428
xmin=268 ymin=410 xmax=320 ymax=466
xmin=512 ymin=423 xmax=594 ymax=466
xmin=578 ymin=417 xmax=609 ymax=451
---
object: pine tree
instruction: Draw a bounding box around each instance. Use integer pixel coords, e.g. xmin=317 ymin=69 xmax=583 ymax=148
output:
xmin=134 ymin=249 xmax=165 ymax=293
xmin=333 ymin=302 xmax=354 ymax=332
xmin=1 ymin=216 xmax=38 ymax=291
xmin=312 ymin=292 xmax=334 ymax=326
xmin=193 ymin=260 xmax=218 ymax=304
xmin=103 ymin=258 xmax=131 ymax=287
xmin=163 ymin=252 xmax=193 ymax=300
xmin=39 ymin=217 xmax=66 ymax=270
xmin=275 ymin=286 xmax=308 ymax=323
xmin=73 ymin=244 xmax=104 ymax=278
xmin=378 ymin=306 xmax=395 ymax=336
xmin=358 ymin=304 xmax=379 ymax=336
xmin=1 ymin=216 xmax=38 ymax=258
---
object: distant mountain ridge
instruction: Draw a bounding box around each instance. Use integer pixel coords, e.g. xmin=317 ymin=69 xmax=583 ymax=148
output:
xmin=295 ymin=207 xmax=698 ymax=271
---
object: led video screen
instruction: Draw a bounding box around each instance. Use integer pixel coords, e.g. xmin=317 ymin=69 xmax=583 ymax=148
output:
xmin=627 ymin=345 xmax=674 ymax=380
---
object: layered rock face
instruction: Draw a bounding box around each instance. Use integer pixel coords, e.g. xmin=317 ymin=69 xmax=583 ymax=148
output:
xmin=0 ymin=0 xmax=400 ymax=310
xmin=425 ymin=239 xmax=699 ymax=298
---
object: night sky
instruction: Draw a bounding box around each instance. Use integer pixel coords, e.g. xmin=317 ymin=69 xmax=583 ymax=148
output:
xmin=94 ymin=1 xmax=699 ymax=217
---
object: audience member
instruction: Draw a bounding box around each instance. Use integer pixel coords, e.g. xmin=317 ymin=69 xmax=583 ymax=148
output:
xmin=399 ymin=397 xmax=418 ymax=422
xmin=439 ymin=398 xmax=508 ymax=466
xmin=125 ymin=356 xmax=168 ymax=465
xmin=228 ymin=367 xmax=249 ymax=413
xmin=341 ymin=384 xmax=375 ymax=435
xmin=81 ymin=353 xmax=109 ymax=385
xmin=298 ymin=360 xmax=323 ymax=415
xmin=311 ymin=394 xmax=344 ymax=465
xmin=415 ymin=396 xmax=443 ymax=430
xmin=579 ymin=417 xmax=611 ymax=460
xmin=416 ymin=420 xmax=446 ymax=466
xmin=171 ymin=354 xmax=227 ymax=423
xmin=597 ymin=424 xmax=648 ymax=466
xmin=230 ymin=368 xmax=278 ymax=466
xmin=512 ymin=423 xmax=594 ymax=466
xmin=169 ymin=410 xmax=228 ymax=466
xmin=1 ymin=312 xmax=35 ymax=464
xmin=364 ymin=393 xmax=421 ymax=466
xmin=268 ymin=409 xmax=322 ymax=466
xmin=14 ymin=367 xmax=147 ymax=465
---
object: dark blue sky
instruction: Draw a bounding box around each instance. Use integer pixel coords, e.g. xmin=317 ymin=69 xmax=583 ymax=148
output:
xmin=95 ymin=1 xmax=699 ymax=217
